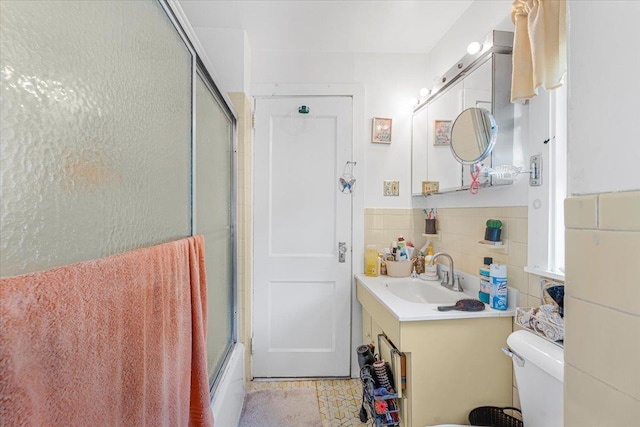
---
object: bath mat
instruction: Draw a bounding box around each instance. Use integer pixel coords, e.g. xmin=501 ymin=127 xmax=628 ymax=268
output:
xmin=238 ymin=388 xmax=322 ymax=427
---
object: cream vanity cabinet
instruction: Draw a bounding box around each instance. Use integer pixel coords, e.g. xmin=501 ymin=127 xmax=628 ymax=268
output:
xmin=357 ymin=281 xmax=513 ymax=426
xmin=411 ymin=30 xmax=516 ymax=195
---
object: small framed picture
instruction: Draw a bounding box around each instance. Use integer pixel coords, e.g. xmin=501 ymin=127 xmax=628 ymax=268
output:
xmin=372 ymin=117 xmax=392 ymax=143
xmin=433 ymin=120 xmax=452 ymax=146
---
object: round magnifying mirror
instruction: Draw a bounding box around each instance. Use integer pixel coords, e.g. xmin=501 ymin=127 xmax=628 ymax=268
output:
xmin=450 ymin=107 xmax=498 ymax=164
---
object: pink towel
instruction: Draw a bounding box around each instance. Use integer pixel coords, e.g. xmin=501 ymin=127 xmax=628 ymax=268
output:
xmin=0 ymin=235 xmax=214 ymax=427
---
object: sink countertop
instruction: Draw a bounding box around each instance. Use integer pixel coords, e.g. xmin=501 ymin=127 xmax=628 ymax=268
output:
xmin=355 ymin=273 xmax=518 ymax=322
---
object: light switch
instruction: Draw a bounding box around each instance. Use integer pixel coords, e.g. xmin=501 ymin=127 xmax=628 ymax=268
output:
xmin=384 ymin=180 xmax=399 ymax=196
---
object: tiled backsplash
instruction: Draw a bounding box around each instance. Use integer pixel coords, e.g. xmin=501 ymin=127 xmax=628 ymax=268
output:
xmin=364 ymin=208 xmax=421 ymax=252
xmin=364 ymin=206 xmax=553 ymax=307
xmin=564 ymin=190 xmax=640 ymax=426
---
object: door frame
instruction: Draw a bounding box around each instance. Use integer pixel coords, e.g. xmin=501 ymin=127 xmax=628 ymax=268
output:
xmin=251 ymin=83 xmax=365 ymax=378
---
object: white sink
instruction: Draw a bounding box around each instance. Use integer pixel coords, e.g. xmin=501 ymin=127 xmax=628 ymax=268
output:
xmin=355 ymin=274 xmax=518 ymax=321
xmin=383 ymin=280 xmax=460 ymax=304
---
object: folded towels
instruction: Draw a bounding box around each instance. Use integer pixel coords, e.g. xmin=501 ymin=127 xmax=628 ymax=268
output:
xmin=0 ymin=235 xmax=214 ymax=427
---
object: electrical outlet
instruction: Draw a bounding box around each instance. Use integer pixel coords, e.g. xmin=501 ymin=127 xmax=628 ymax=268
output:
xmin=383 ymin=180 xmax=399 ymax=196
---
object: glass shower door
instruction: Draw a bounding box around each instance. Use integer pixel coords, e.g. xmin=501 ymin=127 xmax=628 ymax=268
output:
xmin=194 ymin=71 xmax=236 ymax=387
xmin=0 ymin=0 xmax=192 ymax=277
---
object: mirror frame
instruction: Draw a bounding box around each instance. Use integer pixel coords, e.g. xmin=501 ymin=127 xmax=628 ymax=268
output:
xmin=450 ymin=107 xmax=498 ymax=165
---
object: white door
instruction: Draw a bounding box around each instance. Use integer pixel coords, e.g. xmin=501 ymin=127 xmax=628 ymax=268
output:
xmin=253 ymin=96 xmax=353 ymax=378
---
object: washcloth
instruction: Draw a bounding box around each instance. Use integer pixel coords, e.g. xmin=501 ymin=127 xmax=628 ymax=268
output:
xmin=0 ymin=235 xmax=214 ymax=427
xmin=511 ymin=0 xmax=567 ymax=102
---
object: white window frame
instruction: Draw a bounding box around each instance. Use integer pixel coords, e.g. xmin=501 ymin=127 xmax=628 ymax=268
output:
xmin=525 ymin=83 xmax=567 ymax=281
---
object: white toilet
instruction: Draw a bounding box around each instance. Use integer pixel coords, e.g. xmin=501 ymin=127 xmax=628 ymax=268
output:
xmin=505 ymin=329 xmax=564 ymax=427
xmin=429 ymin=329 xmax=564 ymax=427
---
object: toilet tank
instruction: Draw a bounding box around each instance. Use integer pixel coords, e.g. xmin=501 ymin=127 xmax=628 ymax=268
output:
xmin=507 ymin=330 xmax=564 ymax=427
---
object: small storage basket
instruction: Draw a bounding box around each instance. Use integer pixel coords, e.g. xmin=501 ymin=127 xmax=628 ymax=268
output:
xmin=384 ymin=260 xmax=413 ymax=277
xmin=468 ymin=406 xmax=523 ymax=427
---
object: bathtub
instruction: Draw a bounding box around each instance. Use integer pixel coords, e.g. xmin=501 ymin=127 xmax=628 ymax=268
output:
xmin=211 ymin=343 xmax=245 ymax=426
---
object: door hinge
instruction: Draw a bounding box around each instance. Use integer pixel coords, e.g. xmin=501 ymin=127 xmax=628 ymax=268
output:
xmin=250 ymin=335 xmax=254 ymax=355
xmin=251 ymin=113 xmax=256 ymax=129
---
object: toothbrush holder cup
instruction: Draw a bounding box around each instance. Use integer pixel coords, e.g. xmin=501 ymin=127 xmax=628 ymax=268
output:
xmin=425 ymin=219 xmax=437 ymax=234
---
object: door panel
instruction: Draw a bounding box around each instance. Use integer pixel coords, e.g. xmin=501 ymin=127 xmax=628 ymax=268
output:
xmin=270 ymin=115 xmax=336 ymax=256
xmin=253 ymin=96 xmax=352 ymax=377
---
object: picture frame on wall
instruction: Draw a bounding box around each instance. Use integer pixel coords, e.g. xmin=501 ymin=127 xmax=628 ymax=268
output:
xmin=372 ymin=117 xmax=392 ymax=143
xmin=433 ymin=120 xmax=452 ymax=146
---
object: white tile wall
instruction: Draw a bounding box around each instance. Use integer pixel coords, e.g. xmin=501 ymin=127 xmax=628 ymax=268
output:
xmin=564 ymin=190 xmax=640 ymax=425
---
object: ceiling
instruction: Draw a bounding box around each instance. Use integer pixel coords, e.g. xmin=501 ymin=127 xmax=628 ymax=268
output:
xmin=178 ymin=0 xmax=474 ymax=54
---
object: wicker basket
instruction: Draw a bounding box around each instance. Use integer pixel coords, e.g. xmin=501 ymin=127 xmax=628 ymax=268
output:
xmin=468 ymin=406 xmax=523 ymax=427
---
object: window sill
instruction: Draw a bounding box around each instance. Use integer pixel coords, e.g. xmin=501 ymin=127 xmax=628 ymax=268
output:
xmin=524 ymin=266 xmax=565 ymax=282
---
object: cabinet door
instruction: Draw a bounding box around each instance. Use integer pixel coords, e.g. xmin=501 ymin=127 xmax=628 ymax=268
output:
xmin=411 ymin=107 xmax=429 ymax=195
xmin=461 ymin=58 xmax=493 ymax=187
xmin=426 ymin=82 xmax=464 ymax=192
xmin=371 ymin=317 xmax=385 ymax=348
xmin=378 ymin=334 xmax=404 ymax=399
xmin=362 ymin=308 xmax=373 ymax=345
xmin=411 ymin=80 xmax=463 ymax=194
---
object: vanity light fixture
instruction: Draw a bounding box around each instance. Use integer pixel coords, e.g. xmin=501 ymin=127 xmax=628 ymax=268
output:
xmin=419 ymin=87 xmax=430 ymax=98
xmin=408 ymin=97 xmax=419 ymax=107
xmin=467 ymin=41 xmax=483 ymax=55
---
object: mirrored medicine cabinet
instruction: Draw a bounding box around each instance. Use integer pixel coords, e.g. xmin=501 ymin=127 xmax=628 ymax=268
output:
xmin=411 ymin=30 xmax=516 ymax=196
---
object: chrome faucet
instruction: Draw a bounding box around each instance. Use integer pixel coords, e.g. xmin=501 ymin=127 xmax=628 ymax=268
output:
xmin=429 ymin=252 xmax=464 ymax=292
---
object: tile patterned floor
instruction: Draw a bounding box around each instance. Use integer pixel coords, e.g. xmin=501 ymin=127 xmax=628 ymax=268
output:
xmin=247 ymin=379 xmax=366 ymax=427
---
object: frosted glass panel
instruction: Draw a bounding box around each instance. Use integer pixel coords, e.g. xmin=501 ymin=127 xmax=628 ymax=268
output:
xmin=0 ymin=1 xmax=192 ymax=277
xmin=194 ymin=75 xmax=234 ymax=380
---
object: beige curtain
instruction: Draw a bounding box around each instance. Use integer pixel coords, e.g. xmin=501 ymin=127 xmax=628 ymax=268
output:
xmin=511 ymin=0 xmax=567 ymax=102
